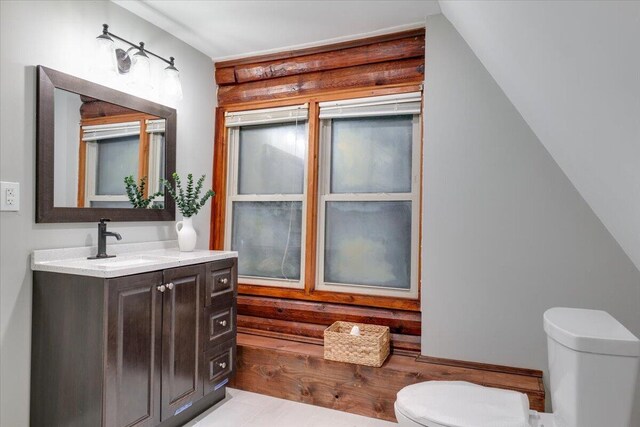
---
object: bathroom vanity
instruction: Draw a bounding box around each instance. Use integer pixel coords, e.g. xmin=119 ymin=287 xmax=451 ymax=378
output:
xmin=30 ymin=241 xmax=237 ymax=427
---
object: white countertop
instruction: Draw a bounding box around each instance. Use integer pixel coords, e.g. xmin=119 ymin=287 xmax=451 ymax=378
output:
xmin=31 ymin=240 xmax=237 ymax=278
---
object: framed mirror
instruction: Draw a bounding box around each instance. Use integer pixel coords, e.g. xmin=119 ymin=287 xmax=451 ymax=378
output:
xmin=36 ymin=66 xmax=176 ymax=222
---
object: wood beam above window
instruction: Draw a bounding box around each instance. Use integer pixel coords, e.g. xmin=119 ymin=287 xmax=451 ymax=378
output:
xmin=214 ymin=28 xmax=425 ymax=106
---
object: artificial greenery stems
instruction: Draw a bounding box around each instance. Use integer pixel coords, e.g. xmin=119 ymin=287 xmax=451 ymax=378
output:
xmin=163 ymin=172 xmax=215 ymax=218
xmin=124 ymin=175 xmax=163 ymax=208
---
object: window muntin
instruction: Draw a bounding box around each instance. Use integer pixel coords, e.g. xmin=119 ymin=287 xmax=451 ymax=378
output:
xmin=225 ymin=105 xmax=308 ymax=288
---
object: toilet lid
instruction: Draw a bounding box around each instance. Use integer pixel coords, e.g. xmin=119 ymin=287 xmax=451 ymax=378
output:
xmin=396 ymin=381 xmax=530 ymax=427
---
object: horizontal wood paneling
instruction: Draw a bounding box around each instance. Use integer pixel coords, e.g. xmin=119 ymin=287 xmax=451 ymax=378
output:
xmin=237 ymin=283 xmax=420 ymax=311
xmin=221 ymin=84 xmax=423 ymax=112
xmin=237 ymin=295 xmax=421 ymax=336
xmin=217 ymin=58 xmax=424 ymax=105
xmin=230 ymin=334 xmax=545 ymax=421
xmin=237 ymin=315 xmax=421 ymax=353
xmin=217 ymin=36 xmax=425 ymax=85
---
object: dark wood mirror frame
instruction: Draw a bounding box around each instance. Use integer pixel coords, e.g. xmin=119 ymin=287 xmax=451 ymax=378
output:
xmin=36 ymin=65 xmax=176 ymax=223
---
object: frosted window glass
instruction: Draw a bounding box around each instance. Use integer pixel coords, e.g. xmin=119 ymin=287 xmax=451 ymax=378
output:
xmin=239 ymin=122 xmax=306 ymax=195
xmin=232 ymin=201 xmax=302 ymax=280
xmin=330 ymin=116 xmax=412 ymax=193
xmin=96 ymin=135 xmax=139 ymax=195
xmin=324 ymin=201 xmax=411 ymax=289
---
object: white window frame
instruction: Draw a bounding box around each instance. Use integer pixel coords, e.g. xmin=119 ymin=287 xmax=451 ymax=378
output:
xmin=316 ymin=93 xmax=421 ymax=298
xmin=146 ymin=119 xmax=166 ymax=198
xmin=83 ymin=121 xmax=141 ymax=207
xmin=224 ymin=105 xmax=309 ymax=289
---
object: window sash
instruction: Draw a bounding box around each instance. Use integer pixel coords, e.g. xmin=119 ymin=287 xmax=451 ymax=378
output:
xmin=315 ymin=114 xmax=421 ymax=298
xmin=224 ymin=123 xmax=308 ymax=289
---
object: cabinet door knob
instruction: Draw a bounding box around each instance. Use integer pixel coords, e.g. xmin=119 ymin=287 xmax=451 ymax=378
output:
xmin=157 ymin=285 xmax=166 ymax=293
xmin=166 ymin=282 xmax=174 ymax=290
xmin=217 ymin=319 xmax=227 ymax=327
xmin=218 ymin=362 xmax=227 ymax=369
xmin=218 ymin=277 xmax=228 ymax=285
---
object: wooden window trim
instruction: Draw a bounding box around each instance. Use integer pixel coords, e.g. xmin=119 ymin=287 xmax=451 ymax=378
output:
xmin=77 ymin=112 xmax=158 ymax=207
xmin=210 ymin=84 xmax=422 ymax=311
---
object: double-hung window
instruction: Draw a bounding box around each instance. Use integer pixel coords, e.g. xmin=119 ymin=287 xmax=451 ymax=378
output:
xmin=83 ymin=121 xmax=141 ymax=208
xmin=224 ymin=105 xmax=309 ymax=288
xmin=222 ymin=92 xmax=421 ymax=300
xmin=317 ymin=93 xmax=421 ymax=298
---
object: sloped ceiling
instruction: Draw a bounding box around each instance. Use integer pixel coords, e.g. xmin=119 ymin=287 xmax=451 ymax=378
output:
xmin=113 ymin=0 xmax=440 ymax=60
xmin=439 ymin=1 xmax=640 ymax=270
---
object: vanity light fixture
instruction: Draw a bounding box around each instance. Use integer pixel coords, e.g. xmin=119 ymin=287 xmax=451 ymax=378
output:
xmin=95 ymin=24 xmax=183 ymax=101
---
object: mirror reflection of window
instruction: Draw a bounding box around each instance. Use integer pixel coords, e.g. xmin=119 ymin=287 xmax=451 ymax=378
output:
xmin=146 ymin=119 xmax=165 ymax=209
xmin=83 ymin=121 xmax=140 ymax=208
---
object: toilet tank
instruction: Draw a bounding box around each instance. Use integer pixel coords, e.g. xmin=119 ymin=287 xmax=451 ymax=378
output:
xmin=544 ymin=308 xmax=640 ymax=427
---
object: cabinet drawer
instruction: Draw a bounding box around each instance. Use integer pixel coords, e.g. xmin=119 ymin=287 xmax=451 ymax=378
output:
xmin=211 ymin=268 xmax=232 ymax=293
xmin=203 ymin=339 xmax=236 ymax=394
xmin=203 ymin=305 xmax=236 ymax=350
xmin=205 ymin=261 xmax=236 ymax=307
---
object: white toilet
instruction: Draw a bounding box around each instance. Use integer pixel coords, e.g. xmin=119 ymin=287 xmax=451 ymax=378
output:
xmin=395 ymin=307 xmax=640 ymax=427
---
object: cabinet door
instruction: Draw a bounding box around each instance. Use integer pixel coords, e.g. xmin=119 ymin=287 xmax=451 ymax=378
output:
xmin=161 ymin=264 xmax=205 ymax=420
xmin=105 ymin=271 xmax=163 ymax=427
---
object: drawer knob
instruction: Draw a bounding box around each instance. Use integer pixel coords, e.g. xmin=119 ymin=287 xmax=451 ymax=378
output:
xmin=218 ymin=319 xmax=227 ymax=327
xmin=157 ymin=284 xmax=166 ymax=293
xmin=218 ymin=362 xmax=227 ymax=369
xmin=218 ymin=277 xmax=228 ymax=285
xmin=166 ymin=282 xmax=174 ymax=290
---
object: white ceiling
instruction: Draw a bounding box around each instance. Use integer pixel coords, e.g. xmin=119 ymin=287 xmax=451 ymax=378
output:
xmin=113 ymin=0 xmax=441 ymax=61
xmin=440 ymin=0 xmax=640 ymax=270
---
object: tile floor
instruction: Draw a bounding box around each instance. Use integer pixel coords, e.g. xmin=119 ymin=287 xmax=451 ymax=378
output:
xmin=185 ymin=388 xmax=397 ymax=427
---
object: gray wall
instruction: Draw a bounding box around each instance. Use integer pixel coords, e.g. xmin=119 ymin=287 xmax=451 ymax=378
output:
xmin=0 ymin=1 xmax=216 ymax=425
xmin=422 ymin=14 xmax=640 ymax=420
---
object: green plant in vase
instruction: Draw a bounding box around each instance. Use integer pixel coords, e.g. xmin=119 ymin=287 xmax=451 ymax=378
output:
xmin=162 ymin=172 xmax=215 ymax=251
xmin=124 ymin=175 xmax=164 ymax=209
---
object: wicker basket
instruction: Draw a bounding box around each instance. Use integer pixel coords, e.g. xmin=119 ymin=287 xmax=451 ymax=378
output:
xmin=323 ymin=321 xmax=390 ymax=367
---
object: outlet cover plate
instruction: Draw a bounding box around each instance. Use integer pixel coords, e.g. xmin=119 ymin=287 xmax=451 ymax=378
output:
xmin=0 ymin=181 xmax=20 ymax=211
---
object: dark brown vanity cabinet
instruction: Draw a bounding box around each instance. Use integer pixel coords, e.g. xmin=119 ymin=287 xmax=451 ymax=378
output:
xmin=31 ymin=258 xmax=237 ymax=427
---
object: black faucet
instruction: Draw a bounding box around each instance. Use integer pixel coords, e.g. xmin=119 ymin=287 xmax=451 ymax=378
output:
xmin=88 ymin=218 xmax=122 ymax=259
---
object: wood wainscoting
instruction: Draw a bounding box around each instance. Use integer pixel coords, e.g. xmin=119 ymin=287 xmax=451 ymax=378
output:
xmin=230 ymin=334 xmax=545 ymax=422
xmin=236 ymin=295 xmax=422 ymax=355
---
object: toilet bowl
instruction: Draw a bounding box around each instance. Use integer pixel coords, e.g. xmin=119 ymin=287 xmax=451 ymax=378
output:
xmin=395 ymin=308 xmax=640 ymax=427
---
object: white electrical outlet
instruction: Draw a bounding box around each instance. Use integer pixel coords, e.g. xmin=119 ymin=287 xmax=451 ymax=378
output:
xmin=0 ymin=181 xmax=20 ymax=211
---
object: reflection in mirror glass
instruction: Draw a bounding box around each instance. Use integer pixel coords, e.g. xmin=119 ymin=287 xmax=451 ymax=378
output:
xmin=52 ymin=88 xmax=166 ymax=209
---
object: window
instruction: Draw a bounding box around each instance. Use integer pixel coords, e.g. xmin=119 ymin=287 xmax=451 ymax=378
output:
xmin=81 ymin=117 xmax=166 ymax=208
xmin=221 ymin=92 xmax=422 ymax=301
xmin=224 ymin=105 xmax=309 ymax=288
xmin=83 ymin=121 xmax=141 ymax=208
xmin=317 ymin=93 xmax=421 ymax=298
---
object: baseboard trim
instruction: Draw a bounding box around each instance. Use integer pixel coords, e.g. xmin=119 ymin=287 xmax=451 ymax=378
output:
xmin=416 ymin=355 xmax=543 ymax=378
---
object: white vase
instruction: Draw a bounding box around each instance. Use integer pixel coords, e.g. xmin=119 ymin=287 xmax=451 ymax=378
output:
xmin=176 ymin=216 xmax=197 ymax=252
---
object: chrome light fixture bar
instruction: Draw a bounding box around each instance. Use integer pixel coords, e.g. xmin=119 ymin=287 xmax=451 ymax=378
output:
xmin=95 ymin=24 xmax=183 ymax=101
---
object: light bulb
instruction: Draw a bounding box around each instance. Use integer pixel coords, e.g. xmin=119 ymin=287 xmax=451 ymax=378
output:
xmin=94 ymin=34 xmax=116 ymax=75
xmin=129 ymin=48 xmax=152 ymax=93
xmin=163 ymin=65 xmax=183 ymax=101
